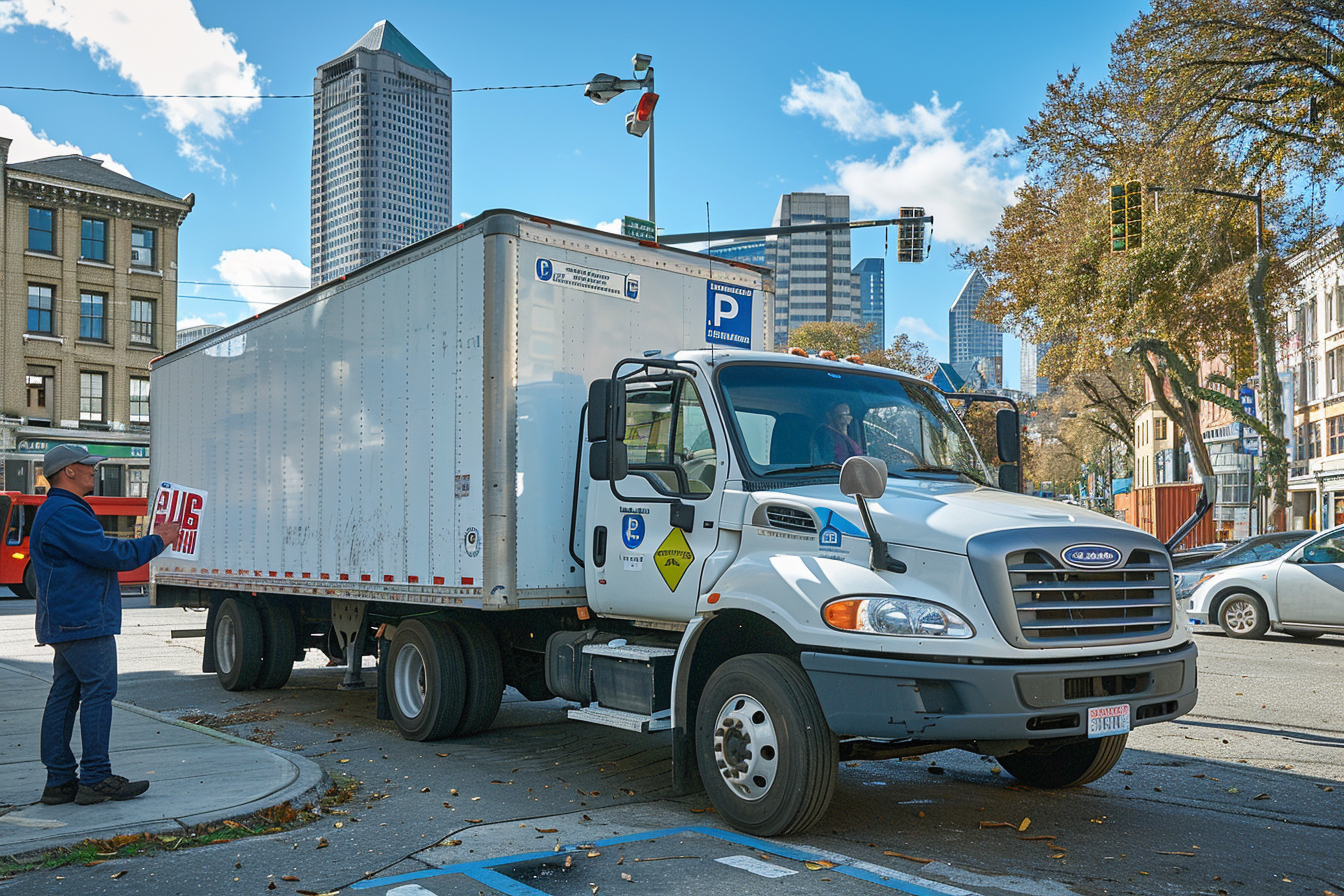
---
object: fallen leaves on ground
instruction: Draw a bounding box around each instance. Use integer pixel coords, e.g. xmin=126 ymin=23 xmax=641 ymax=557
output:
xmin=883 ymin=851 xmax=932 ymax=864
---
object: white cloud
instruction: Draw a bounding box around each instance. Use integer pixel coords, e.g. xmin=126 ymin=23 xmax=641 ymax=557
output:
xmin=0 ymin=105 xmax=131 ymax=175
xmin=783 ymin=69 xmax=1022 ymax=246
xmin=594 ymin=218 xmax=623 ymax=234
xmin=214 ymin=248 xmax=309 ymax=316
xmin=176 ymin=315 xmax=209 ymax=329
xmin=0 ymin=0 xmax=262 ymax=174
xmin=897 ymin=316 xmax=945 ymax=344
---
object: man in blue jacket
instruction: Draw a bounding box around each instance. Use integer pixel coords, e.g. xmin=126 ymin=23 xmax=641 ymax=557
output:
xmin=32 ymin=444 xmax=180 ymax=806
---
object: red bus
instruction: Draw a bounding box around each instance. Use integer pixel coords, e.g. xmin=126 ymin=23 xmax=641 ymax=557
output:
xmin=0 ymin=492 xmax=150 ymax=599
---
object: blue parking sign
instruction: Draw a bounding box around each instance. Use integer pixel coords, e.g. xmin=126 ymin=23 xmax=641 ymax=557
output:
xmin=705 ymin=281 xmax=753 ymax=347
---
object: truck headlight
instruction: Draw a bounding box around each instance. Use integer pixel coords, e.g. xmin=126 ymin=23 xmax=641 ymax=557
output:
xmin=822 ymin=596 xmax=974 ymax=638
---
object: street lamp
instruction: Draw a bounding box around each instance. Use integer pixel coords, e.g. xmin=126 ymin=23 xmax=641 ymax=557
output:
xmin=584 ymin=54 xmax=659 ymax=234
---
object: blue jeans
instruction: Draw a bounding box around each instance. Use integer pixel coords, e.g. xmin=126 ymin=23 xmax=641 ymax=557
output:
xmin=40 ymin=635 xmax=118 ymax=786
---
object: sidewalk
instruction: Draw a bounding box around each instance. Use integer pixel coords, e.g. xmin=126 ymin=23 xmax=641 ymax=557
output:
xmin=0 ymin=660 xmax=324 ymax=856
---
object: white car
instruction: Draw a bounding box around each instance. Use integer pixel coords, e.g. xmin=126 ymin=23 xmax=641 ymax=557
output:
xmin=1188 ymin=525 xmax=1344 ymax=640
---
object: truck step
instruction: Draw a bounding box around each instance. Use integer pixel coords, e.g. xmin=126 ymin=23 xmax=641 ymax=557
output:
xmin=581 ymin=643 xmax=677 ymax=661
xmin=568 ymin=704 xmax=672 ymax=733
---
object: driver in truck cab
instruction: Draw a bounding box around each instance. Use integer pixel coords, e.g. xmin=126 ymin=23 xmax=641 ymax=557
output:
xmin=812 ymin=402 xmax=863 ymax=464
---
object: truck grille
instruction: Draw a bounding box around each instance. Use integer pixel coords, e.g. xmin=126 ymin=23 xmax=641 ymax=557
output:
xmin=1007 ymin=549 xmax=1173 ymax=644
xmin=763 ymin=505 xmax=817 ymax=533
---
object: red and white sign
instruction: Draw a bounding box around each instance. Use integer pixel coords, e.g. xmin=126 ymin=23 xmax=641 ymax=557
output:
xmin=152 ymin=481 xmax=208 ymax=559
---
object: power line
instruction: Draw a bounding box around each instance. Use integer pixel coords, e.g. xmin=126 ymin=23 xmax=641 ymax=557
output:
xmin=0 ymin=81 xmax=588 ymax=99
xmin=179 ymin=279 xmax=308 ymax=289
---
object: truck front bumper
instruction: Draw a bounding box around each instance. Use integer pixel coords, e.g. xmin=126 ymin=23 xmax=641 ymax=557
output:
xmin=801 ymin=641 xmax=1197 ymax=742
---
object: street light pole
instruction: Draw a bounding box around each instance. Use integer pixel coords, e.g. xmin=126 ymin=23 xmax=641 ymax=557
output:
xmin=584 ymin=54 xmax=658 ymax=235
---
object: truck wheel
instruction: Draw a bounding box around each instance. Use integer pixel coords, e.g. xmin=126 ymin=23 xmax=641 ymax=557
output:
xmin=255 ymin=597 xmax=297 ymax=690
xmin=215 ymin=597 xmax=263 ymax=691
xmin=997 ymin=734 xmax=1128 ymax=788
xmin=445 ymin=616 xmax=503 ymax=736
xmin=695 ymin=654 xmax=838 ymax=836
xmin=8 ymin=564 xmax=35 ymax=600
xmin=387 ymin=619 xmax=466 ymax=741
xmin=1218 ymin=593 xmax=1269 ymax=639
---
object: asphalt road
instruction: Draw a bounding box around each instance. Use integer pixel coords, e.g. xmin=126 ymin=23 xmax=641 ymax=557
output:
xmin=0 ymin=592 xmax=1339 ymax=896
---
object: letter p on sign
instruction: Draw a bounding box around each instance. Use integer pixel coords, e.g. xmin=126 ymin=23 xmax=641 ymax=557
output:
xmin=713 ymin=290 xmax=738 ymax=328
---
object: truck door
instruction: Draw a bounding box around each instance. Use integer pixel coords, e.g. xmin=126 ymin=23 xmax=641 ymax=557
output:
xmin=586 ymin=366 xmax=725 ymax=622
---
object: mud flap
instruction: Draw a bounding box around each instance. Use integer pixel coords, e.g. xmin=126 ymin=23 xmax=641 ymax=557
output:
xmin=670 ymin=724 xmax=703 ymax=796
xmin=375 ymin=635 xmax=392 ymax=721
xmin=201 ymin=599 xmax=219 ymax=674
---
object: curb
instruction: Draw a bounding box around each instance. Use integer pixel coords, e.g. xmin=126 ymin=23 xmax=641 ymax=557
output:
xmin=0 ymin=660 xmax=328 ymax=856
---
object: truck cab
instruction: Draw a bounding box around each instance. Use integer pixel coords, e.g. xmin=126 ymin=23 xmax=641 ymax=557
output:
xmin=558 ymin=349 xmax=1196 ymax=835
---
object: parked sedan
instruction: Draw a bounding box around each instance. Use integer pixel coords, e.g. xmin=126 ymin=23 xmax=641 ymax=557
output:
xmin=1173 ymin=530 xmax=1316 ymax=603
xmin=1188 ymin=526 xmax=1344 ymax=639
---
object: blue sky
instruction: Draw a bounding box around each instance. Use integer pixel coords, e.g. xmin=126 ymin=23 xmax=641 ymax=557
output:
xmin=0 ymin=1 xmax=1156 ymax=389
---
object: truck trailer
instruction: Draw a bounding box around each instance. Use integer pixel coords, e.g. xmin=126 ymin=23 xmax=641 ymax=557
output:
xmin=150 ymin=211 xmax=1197 ymax=836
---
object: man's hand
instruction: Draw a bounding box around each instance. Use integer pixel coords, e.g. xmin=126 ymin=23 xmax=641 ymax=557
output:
xmin=153 ymin=521 xmax=182 ymax=549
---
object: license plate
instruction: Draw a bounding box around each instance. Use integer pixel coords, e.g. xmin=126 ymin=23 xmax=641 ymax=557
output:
xmin=1087 ymin=703 xmax=1131 ymax=738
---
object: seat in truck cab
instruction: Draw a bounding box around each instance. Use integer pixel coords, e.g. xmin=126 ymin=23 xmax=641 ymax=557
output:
xmin=769 ymin=413 xmax=813 ymax=466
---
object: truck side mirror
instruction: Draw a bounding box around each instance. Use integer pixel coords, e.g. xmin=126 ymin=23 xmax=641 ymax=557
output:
xmin=998 ymin=463 xmax=1019 ymax=493
xmin=839 ymin=456 xmax=887 ymax=499
xmin=996 ymin=407 xmax=1020 ymax=464
xmin=587 ymin=380 xmax=611 ymax=442
xmin=589 ymin=441 xmax=628 ymax=482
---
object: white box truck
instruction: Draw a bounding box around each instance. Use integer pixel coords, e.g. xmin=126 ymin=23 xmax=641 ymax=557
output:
xmin=150 ymin=211 xmax=1197 ymax=836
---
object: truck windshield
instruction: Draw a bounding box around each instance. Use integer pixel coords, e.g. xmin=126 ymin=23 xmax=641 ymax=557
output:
xmin=716 ymin=362 xmax=992 ymax=484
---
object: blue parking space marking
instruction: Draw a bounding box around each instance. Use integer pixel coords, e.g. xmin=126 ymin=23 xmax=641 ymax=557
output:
xmin=352 ymin=825 xmax=981 ymax=896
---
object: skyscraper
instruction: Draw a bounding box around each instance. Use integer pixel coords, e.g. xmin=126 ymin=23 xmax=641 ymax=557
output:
xmin=948 ymin=268 xmax=1003 ymax=387
xmin=311 ymin=21 xmax=451 ymax=286
xmin=853 ymin=257 xmax=885 ymax=350
xmin=705 ymin=238 xmax=768 ymax=267
xmin=769 ymin=193 xmax=857 ymax=346
xmin=1020 ymin=340 xmax=1050 ymax=396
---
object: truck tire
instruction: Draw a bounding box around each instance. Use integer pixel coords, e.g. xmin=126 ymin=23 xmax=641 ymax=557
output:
xmin=255 ymin=597 xmax=297 ymax=690
xmin=444 ymin=616 xmax=503 ymax=736
xmin=215 ymin=597 xmax=264 ymax=691
xmin=695 ymin=654 xmax=838 ymax=836
xmin=387 ymin=619 xmax=466 ymax=741
xmin=9 ymin=564 xmax=35 ymax=600
xmin=1218 ymin=593 xmax=1269 ymax=639
xmin=997 ymin=733 xmax=1128 ymax=788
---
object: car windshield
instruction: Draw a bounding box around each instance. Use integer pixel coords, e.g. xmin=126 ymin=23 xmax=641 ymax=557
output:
xmin=716 ymin=362 xmax=992 ymax=484
xmin=1206 ymin=532 xmax=1312 ymax=568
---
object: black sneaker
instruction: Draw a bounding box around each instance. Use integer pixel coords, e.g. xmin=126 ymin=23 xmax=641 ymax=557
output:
xmin=75 ymin=775 xmax=150 ymax=805
xmin=40 ymin=781 xmax=78 ymax=805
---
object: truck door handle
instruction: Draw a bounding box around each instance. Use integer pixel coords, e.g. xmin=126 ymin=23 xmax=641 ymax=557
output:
xmin=593 ymin=526 xmax=607 ymax=568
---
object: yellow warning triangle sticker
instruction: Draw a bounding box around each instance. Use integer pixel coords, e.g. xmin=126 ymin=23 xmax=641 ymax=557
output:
xmin=654 ymin=528 xmax=695 ymax=591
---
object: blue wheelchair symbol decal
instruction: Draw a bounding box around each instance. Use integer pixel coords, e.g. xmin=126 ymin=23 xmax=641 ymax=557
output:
xmin=622 ymin=514 xmax=646 ymax=549
xmin=536 ymin=258 xmax=553 ymax=281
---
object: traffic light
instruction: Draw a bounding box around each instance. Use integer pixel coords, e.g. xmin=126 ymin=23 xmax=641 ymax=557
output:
xmin=1110 ymin=181 xmax=1143 ymax=251
xmin=897 ymin=206 xmax=926 ymax=262
xmin=1125 ymin=180 xmax=1142 ymax=249
xmin=625 ymin=92 xmax=658 ymax=137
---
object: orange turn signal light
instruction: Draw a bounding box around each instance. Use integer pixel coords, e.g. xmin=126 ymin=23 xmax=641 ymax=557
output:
xmin=823 ymin=599 xmax=861 ymax=630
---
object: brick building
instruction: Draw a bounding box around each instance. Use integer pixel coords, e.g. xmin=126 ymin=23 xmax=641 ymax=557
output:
xmin=0 ymin=137 xmax=193 ymax=495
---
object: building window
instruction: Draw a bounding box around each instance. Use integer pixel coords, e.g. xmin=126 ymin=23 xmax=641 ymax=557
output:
xmin=79 ymin=372 xmax=106 ymax=422
xmin=129 ymin=377 xmax=150 ymax=424
xmin=26 ymin=365 xmax=54 ymax=420
xmin=81 ymin=217 xmax=108 ymax=261
xmin=1329 ymin=416 xmax=1344 ymax=455
xmin=130 ymin=298 xmax=155 ymax=345
xmin=29 ymin=207 xmax=54 ymax=253
xmin=131 ymin=227 xmax=155 ymax=268
xmin=1154 ymin=418 xmax=1168 ymax=441
xmin=80 ymin=291 xmax=107 ymax=341
xmin=127 ymin=468 xmax=149 ymax=498
xmin=27 ymin=284 xmax=54 ymax=333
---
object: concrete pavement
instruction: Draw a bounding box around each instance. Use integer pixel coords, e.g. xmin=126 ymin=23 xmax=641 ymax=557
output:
xmin=0 ymin=659 xmax=324 ymax=856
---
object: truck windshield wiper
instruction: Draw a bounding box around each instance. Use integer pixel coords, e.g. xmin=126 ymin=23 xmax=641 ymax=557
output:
xmin=902 ymin=465 xmax=988 ymax=485
xmin=765 ymin=463 xmax=841 ymax=476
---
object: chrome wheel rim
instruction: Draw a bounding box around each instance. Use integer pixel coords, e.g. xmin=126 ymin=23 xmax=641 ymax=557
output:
xmin=216 ymin=612 xmax=236 ymax=675
xmin=393 ymin=642 xmax=428 ymax=719
xmin=1224 ymin=598 xmax=1258 ymax=635
xmin=711 ymin=693 xmax=779 ymax=801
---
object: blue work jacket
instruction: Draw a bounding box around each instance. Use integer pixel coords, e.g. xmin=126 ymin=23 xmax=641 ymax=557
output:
xmin=31 ymin=488 xmax=165 ymax=644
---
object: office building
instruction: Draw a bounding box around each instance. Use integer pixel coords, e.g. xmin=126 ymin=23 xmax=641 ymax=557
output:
xmin=1021 ymin=340 xmax=1049 ymax=396
xmin=769 ymin=193 xmax=858 ymax=346
xmin=706 ymin=237 xmax=767 ymax=267
xmin=0 ymin=139 xmax=193 ymax=494
xmin=948 ymin=268 xmax=1003 ymax=387
xmin=311 ymin=20 xmax=451 ymax=286
xmin=177 ymin=323 xmax=223 ymax=349
xmin=853 ymin=257 xmax=885 ymax=350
